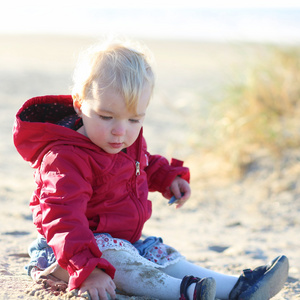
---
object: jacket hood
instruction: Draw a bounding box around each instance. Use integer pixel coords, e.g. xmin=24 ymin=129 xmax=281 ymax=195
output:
xmin=13 ymin=95 xmax=102 ymax=168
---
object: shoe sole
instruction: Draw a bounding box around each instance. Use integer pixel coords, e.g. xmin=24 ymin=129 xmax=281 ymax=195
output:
xmin=197 ymin=277 xmax=216 ymax=300
xmin=239 ymin=255 xmax=289 ymax=300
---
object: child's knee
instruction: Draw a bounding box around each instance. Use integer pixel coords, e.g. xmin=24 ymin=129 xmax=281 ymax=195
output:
xmin=101 ymin=249 xmax=137 ymax=268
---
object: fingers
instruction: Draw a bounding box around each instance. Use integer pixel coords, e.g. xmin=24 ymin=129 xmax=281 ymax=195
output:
xmin=79 ymin=285 xmax=116 ymax=300
xmin=176 ymin=188 xmax=191 ymax=209
xmin=78 ymin=268 xmax=116 ymax=300
xmin=169 ymin=177 xmax=191 ymax=209
xmin=107 ymin=281 xmax=116 ymax=299
xmin=170 ymin=180 xmax=182 ymax=200
xmin=170 ymin=177 xmax=189 ymax=199
xmin=180 ymin=184 xmax=191 ymax=201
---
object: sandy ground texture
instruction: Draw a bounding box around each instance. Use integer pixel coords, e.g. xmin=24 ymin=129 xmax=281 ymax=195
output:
xmin=0 ymin=34 xmax=299 ymax=299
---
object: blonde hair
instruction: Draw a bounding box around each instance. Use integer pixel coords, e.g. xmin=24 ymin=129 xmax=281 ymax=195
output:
xmin=72 ymin=39 xmax=155 ymax=113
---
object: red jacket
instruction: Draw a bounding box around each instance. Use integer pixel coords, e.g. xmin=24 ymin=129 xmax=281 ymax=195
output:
xmin=13 ymin=95 xmax=190 ymax=290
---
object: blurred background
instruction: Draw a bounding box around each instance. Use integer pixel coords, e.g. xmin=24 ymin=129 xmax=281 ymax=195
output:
xmin=1 ymin=1 xmax=300 ymax=42
xmin=1 ymin=2 xmax=300 ymax=299
xmin=1 ymin=0 xmax=300 ymax=177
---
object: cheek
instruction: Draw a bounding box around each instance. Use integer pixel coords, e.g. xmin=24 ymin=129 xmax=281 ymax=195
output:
xmin=128 ymin=125 xmax=142 ymax=142
xmin=83 ymin=117 xmax=108 ymax=137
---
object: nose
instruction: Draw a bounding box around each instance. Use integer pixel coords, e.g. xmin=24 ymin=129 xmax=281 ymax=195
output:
xmin=111 ymin=121 xmax=126 ymax=136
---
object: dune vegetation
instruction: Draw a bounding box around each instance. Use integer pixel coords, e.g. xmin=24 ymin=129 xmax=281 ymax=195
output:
xmin=193 ymin=45 xmax=300 ymax=177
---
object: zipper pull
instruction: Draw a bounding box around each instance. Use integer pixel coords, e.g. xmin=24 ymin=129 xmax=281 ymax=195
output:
xmin=135 ymin=161 xmax=140 ymax=176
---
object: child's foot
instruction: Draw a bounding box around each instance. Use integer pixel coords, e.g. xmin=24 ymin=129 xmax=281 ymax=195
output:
xmin=180 ymin=275 xmax=216 ymax=300
xmin=229 ymin=255 xmax=289 ymax=300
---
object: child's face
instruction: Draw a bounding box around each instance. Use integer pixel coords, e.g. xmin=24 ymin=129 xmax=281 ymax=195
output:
xmin=74 ymin=85 xmax=151 ymax=154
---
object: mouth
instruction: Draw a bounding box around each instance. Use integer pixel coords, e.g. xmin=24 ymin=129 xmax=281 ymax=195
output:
xmin=109 ymin=142 xmax=124 ymax=149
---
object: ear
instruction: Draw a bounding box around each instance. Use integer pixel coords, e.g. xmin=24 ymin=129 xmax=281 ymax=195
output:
xmin=73 ymin=93 xmax=83 ymax=115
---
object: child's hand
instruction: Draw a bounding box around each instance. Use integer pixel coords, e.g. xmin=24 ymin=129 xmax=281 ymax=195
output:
xmin=79 ymin=268 xmax=116 ymax=300
xmin=169 ymin=176 xmax=191 ymax=209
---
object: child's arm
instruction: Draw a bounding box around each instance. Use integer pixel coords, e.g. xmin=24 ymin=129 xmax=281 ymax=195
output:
xmin=37 ymin=147 xmax=115 ymax=291
xmin=144 ymin=151 xmax=190 ymax=199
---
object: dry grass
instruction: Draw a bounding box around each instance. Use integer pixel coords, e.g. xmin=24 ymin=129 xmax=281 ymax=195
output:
xmin=190 ymin=46 xmax=300 ymax=177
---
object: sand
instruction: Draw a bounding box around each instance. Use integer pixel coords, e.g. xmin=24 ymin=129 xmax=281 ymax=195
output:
xmin=0 ymin=34 xmax=299 ymax=299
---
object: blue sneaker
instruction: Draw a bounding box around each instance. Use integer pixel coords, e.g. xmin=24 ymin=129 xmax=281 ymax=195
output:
xmin=229 ymin=255 xmax=289 ymax=300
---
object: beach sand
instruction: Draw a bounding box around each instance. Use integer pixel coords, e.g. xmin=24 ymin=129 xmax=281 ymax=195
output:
xmin=0 ymin=34 xmax=299 ymax=299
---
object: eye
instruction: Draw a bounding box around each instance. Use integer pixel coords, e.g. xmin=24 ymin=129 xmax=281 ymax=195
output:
xmin=100 ymin=115 xmax=112 ymax=120
xmin=129 ymin=119 xmax=140 ymax=123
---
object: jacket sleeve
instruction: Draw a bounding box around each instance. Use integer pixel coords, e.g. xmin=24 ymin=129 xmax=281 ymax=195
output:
xmin=37 ymin=147 xmax=115 ymax=290
xmin=145 ymin=151 xmax=190 ymax=199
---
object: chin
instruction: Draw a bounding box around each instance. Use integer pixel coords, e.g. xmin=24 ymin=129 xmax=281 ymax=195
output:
xmin=103 ymin=148 xmax=122 ymax=154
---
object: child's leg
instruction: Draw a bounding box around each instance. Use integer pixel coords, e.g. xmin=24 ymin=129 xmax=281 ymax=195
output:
xmin=52 ymin=256 xmax=197 ymax=300
xmin=102 ymin=249 xmax=186 ymax=300
xmin=162 ymin=259 xmax=238 ymax=300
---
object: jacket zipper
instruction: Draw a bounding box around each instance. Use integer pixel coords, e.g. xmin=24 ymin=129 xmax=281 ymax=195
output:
xmin=133 ymin=129 xmax=144 ymax=241
xmin=135 ymin=128 xmax=143 ymax=177
xmin=119 ymin=129 xmax=144 ymax=241
xmin=135 ymin=161 xmax=140 ymax=176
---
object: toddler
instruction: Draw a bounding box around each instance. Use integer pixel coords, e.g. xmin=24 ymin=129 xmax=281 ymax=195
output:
xmin=13 ymin=39 xmax=289 ymax=300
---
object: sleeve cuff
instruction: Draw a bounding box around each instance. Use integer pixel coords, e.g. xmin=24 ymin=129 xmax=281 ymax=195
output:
xmin=66 ymin=249 xmax=115 ymax=290
xmin=68 ymin=257 xmax=115 ymax=290
xmin=149 ymin=158 xmax=190 ymax=196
